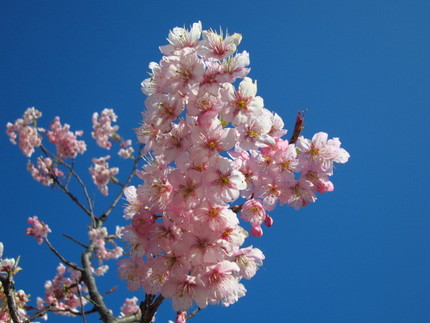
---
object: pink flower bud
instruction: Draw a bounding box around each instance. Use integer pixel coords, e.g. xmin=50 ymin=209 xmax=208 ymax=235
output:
xmin=264 ymin=214 xmax=274 ymax=227
xmin=251 ymin=225 xmax=263 ymax=238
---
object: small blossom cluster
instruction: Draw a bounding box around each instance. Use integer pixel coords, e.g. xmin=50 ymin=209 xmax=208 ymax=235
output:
xmin=118 ymin=139 xmax=134 ymax=159
xmin=6 ymin=107 xmax=43 ymax=157
xmin=0 ymin=242 xmax=30 ymax=322
xmin=0 ymin=243 xmax=18 ymax=274
xmin=46 ymin=116 xmax=86 ymax=160
xmin=92 ymin=108 xmax=119 ymax=149
xmin=89 ymin=156 xmax=119 ymax=196
xmin=27 ymin=157 xmax=64 ymax=186
xmin=26 ymin=216 xmax=51 ymax=245
xmin=37 ymin=263 xmax=88 ymax=318
xmin=119 ymin=21 xmax=349 ymax=313
xmin=119 ymin=297 xmax=141 ymax=317
xmin=89 ymin=227 xmax=123 ymax=275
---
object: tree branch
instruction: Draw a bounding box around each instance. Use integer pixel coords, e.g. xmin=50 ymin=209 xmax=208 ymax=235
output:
xmin=81 ymin=248 xmax=116 ymax=323
xmin=44 ymin=238 xmax=83 ymax=271
xmin=0 ymin=257 xmax=22 ymax=323
xmin=40 ymin=145 xmax=95 ymax=224
xmin=97 ymin=144 xmax=143 ymax=227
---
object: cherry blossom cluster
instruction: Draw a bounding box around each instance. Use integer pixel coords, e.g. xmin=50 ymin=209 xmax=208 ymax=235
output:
xmin=6 ymin=107 xmax=43 ymax=157
xmin=0 ymin=242 xmax=30 ymax=322
xmin=89 ymin=226 xmax=124 ymax=275
xmin=119 ymin=297 xmax=141 ymax=317
xmin=26 ymin=216 xmax=52 ymax=245
xmin=27 ymin=157 xmax=64 ymax=186
xmin=0 ymin=286 xmax=29 ymax=322
xmin=89 ymin=156 xmax=120 ymax=196
xmin=119 ymin=21 xmax=349 ymax=314
xmin=46 ymin=116 xmax=87 ymax=160
xmin=7 ymin=108 xmax=130 ymax=196
xmin=0 ymin=243 xmax=18 ymax=276
xmin=36 ymin=263 xmax=88 ymax=318
xmin=92 ymin=108 xmax=119 ymax=149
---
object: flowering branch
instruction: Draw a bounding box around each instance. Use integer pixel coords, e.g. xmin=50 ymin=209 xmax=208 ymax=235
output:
xmin=97 ymin=144 xmax=144 ymax=227
xmin=39 ymin=144 xmax=95 ymax=223
xmin=44 ymin=238 xmax=82 ymax=272
xmin=0 ymin=258 xmax=21 ymax=323
xmin=4 ymin=21 xmax=349 ymax=323
xmin=80 ymin=247 xmax=115 ymax=323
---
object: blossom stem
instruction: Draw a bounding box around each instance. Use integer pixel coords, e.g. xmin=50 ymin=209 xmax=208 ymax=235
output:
xmin=186 ymin=307 xmax=202 ymax=320
xmin=97 ymin=144 xmax=143 ymax=227
xmin=40 ymin=144 xmax=95 ymax=224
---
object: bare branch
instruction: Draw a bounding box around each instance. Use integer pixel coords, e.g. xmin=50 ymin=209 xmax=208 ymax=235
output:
xmin=40 ymin=145 xmax=95 ymax=224
xmin=63 ymin=234 xmax=89 ymax=249
xmin=52 ymin=176 xmax=93 ymax=218
xmin=44 ymin=238 xmax=83 ymax=271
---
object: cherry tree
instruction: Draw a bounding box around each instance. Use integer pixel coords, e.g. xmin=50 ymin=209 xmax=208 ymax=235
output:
xmin=2 ymin=22 xmax=349 ymax=322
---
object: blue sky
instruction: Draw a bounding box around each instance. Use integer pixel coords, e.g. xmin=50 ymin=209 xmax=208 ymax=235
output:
xmin=1 ymin=1 xmax=429 ymax=322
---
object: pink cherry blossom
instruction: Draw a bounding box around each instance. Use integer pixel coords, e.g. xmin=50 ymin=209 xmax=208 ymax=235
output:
xmin=160 ymin=21 xmax=202 ymax=55
xmin=205 ymin=156 xmax=246 ymax=203
xmin=26 ymin=216 xmax=51 ymax=245
xmin=233 ymin=246 xmax=265 ymax=279
xmin=240 ymin=198 xmax=266 ymax=228
xmin=89 ymin=155 xmax=119 ymax=196
xmin=197 ymin=29 xmax=242 ymax=60
xmin=119 ymin=297 xmax=141 ymax=317
xmin=161 ymin=274 xmax=206 ymax=311
xmin=27 ymin=157 xmax=64 ymax=186
xmin=6 ymin=107 xmax=43 ymax=157
xmin=92 ymin=108 xmax=119 ymax=149
xmin=46 ymin=116 xmax=86 ymax=159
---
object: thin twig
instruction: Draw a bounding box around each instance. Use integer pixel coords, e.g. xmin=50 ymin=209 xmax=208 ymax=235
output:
xmin=98 ymin=144 xmax=143 ymax=227
xmin=52 ymin=176 xmax=93 ymax=218
xmin=186 ymin=307 xmax=202 ymax=320
xmin=26 ymin=304 xmax=55 ymax=322
xmin=40 ymin=145 xmax=95 ymax=223
xmin=76 ymin=279 xmax=87 ymax=323
xmin=63 ymin=234 xmax=89 ymax=249
xmin=44 ymin=238 xmax=83 ymax=271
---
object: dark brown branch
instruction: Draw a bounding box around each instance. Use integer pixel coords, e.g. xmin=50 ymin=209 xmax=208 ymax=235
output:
xmin=40 ymin=145 xmax=95 ymax=224
xmin=289 ymin=110 xmax=306 ymax=144
xmin=44 ymin=238 xmax=83 ymax=271
xmin=0 ymin=257 xmax=22 ymax=323
xmin=63 ymin=234 xmax=89 ymax=249
xmin=52 ymin=176 xmax=93 ymax=218
xmin=139 ymin=294 xmax=164 ymax=323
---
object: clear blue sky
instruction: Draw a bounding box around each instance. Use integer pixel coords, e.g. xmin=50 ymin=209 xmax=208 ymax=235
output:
xmin=1 ymin=1 xmax=429 ymax=322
